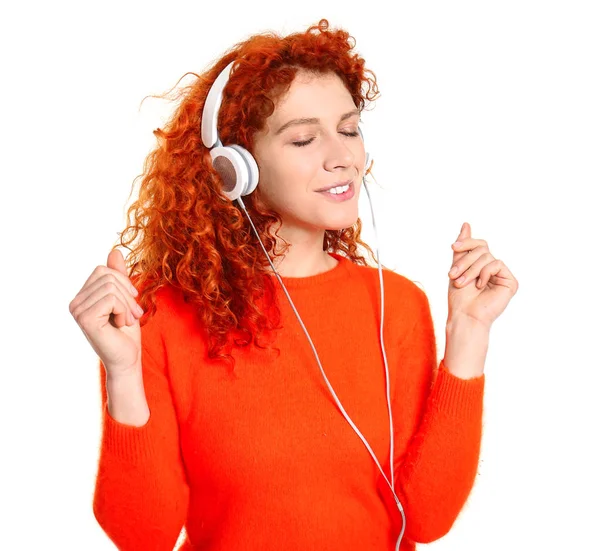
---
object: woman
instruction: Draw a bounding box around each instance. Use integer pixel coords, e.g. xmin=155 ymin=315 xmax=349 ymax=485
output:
xmin=69 ymin=18 xmax=518 ymax=551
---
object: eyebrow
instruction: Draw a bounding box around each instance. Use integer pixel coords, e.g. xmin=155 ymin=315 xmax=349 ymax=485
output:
xmin=274 ymin=108 xmax=361 ymax=136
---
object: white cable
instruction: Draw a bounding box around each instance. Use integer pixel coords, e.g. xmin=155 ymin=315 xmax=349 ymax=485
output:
xmin=363 ymin=170 xmax=395 ymax=488
xmin=237 ymin=170 xmax=406 ymax=550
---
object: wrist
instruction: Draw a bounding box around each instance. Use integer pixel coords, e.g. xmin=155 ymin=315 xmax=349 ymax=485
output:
xmin=446 ymin=313 xmax=491 ymax=334
xmin=105 ymin=363 xmax=143 ymax=386
xmin=106 ymin=368 xmax=149 ymax=427
xmin=444 ymin=317 xmax=490 ymax=379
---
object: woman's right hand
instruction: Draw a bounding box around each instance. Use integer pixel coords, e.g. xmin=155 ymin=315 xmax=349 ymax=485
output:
xmin=69 ymin=249 xmax=145 ymax=379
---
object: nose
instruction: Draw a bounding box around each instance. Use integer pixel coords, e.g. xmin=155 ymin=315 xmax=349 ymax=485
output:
xmin=323 ymin=132 xmax=355 ymax=172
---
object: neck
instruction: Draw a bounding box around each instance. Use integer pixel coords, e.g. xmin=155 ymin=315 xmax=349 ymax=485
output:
xmin=269 ymin=229 xmax=337 ymax=278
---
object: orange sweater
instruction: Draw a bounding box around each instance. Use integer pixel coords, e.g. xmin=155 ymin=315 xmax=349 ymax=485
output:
xmin=93 ymin=253 xmax=485 ymax=550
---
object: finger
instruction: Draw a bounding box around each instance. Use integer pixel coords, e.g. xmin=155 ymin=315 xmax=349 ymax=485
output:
xmin=456 ymin=222 xmax=470 ymax=242
xmin=448 ymin=245 xmax=490 ymax=278
xmin=476 ymin=262 xmax=494 ymax=289
xmin=479 ymin=260 xmax=503 ymax=287
xmin=74 ymin=265 xmax=138 ymax=308
xmin=107 ymin=248 xmax=130 ymax=278
xmin=73 ymin=283 xmax=133 ymax=328
xmin=79 ymin=274 xmax=143 ymax=320
xmin=451 ymin=222 xmax=472 ymax=261
xmin=487 ymin=260 xmax=519 ymax=292
xmin=70 ymin=272 xmax=137 ymax=319
xmin=452 ymin=253 xmax=495 ymax=287
xmin=497 ymin=261 xmax=517 ymax=285
xmin=448 ymin=247 xmax=492 ymax=280
xmin=452 ymin=238 xmax=488 ymax=253
xmin=72 ymin=279 xmax=138 ymax=328
xmin=75 ymin=291 xmax=133 ymax=334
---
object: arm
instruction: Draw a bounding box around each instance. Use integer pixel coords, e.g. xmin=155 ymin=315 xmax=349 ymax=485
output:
xmin=92 ymin=328 xmax=190 ymax=550
xmin=392 ymin=288 xmax=485 ymax=544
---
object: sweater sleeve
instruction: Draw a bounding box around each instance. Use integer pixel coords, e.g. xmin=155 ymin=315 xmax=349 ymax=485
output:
xmin=392 ymin=287 xmax=485 ymax=544
xmin=92 ymin=319 xmax=190 ymax=550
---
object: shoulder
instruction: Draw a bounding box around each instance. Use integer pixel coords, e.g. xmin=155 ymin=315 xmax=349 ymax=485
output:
xmin=347 ymin=260 xmax=432 ymax=324
xmin=135 ymin=281 xmax=200 ymax=334
xmin=135 ymin=282 xmax=210 ymax=367
xmin=153 ymin=284 xmax=189 ymax=312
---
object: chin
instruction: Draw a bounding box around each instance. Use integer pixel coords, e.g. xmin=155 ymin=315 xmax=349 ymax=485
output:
xmin=324 ymin=214 xmax=359 ymax=232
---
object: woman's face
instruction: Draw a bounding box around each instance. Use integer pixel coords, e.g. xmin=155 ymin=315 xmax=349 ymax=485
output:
xmin=252 ymin=71 xmax=366 ymax=237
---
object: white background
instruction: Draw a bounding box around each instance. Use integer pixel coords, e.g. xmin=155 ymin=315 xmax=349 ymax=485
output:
xmin=2 ymin=1 xmax=599 ymax=549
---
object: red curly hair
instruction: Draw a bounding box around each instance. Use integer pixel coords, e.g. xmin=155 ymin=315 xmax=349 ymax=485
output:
xmin=115 ymin=18 xmax=381 ymax=370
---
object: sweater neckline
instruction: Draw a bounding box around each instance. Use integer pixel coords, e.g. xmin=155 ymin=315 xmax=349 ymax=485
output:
xmin=266 ymin=252 xmax=351 ymax=290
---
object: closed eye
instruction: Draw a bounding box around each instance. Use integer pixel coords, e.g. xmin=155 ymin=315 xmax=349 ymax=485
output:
xmin=292 ymin=130 xmax=360 ymax=148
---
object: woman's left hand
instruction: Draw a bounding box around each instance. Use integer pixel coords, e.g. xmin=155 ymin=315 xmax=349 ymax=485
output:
xmin=447 ymin=222 xmax=519 ymax=331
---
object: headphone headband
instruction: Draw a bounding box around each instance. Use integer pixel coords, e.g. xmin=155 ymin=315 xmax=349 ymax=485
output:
xmin=201 ymin=61 xmax=236 ymax=150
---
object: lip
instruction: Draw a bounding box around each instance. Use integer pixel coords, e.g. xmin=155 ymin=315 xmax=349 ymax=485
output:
xmin=316 ymin=179 xmax=353 ymax=192
xmin=317 ymin=181 xmax=355 ymax=202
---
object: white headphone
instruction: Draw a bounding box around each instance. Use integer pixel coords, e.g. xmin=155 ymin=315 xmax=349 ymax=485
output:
xmin=200 ymin=60 xmax=370 ymax=202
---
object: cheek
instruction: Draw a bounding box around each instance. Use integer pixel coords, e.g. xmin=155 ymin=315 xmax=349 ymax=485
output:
xmin=356 ymin=146 xmax=367 ymax=172
xmin=260 ymin=151 xmax=317 ymax=193
xmin=256 ymin=161 xmax=290 ymax=203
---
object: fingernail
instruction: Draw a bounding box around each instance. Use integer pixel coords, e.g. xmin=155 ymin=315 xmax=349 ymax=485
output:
xmin=449 ymin=266 xmax=458 ymax=277
xmin=136 ymin=304 xmax=144 ymax=316
xmin=130 ymin=285 xmax=138 ymax=296
xmin=453 ymin=241 xmax=463 ymax=248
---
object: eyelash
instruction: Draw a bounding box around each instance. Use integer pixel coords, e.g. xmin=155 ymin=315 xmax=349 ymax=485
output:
xmin=292 ymin=131 xmax=360 ymax=148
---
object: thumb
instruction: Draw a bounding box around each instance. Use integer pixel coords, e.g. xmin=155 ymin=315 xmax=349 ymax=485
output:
xmin=457 ymin=221 xmax=470 ymax=241
xmin=107 ymin=248 xmax=127 ymax=276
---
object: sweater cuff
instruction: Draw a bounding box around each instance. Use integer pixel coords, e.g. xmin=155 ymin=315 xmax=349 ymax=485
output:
xmin=100 ymin=403 xmax=159 ymax=464
xmin=431 ymin=359 xmax=485 ymax=419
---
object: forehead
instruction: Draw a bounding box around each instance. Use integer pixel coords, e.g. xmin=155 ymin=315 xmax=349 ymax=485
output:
xmin=270 ymin=71 xmax=356 ymax=121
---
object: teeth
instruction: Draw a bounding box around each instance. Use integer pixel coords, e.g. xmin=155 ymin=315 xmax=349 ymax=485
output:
xmin=327 ymin=184 xmax=350 ymax=195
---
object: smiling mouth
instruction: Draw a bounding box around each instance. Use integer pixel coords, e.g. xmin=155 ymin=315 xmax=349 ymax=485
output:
xmin=317 ymin=181 xmax=355 ymax=200
xmin=317 ymin=180 xmax=353 ymax=193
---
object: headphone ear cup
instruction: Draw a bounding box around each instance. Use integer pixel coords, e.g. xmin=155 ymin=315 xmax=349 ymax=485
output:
xmin=210 ymin=146 xmax=248 ymax=201
xmin=210 ymin=145 xmax=259 ymax=201
xmin=229 ymin=144 xmax=259 ymax=196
